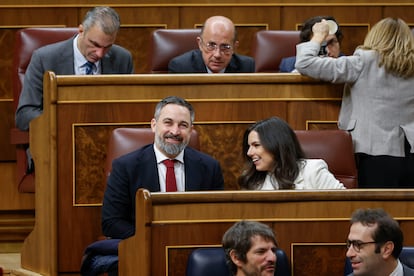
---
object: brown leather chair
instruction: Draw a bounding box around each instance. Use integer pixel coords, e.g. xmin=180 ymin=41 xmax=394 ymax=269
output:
xmin=295 ymin=130 xmax=358 ymax=189
xmin=10 ymin=27 xmax=78 ymax=192
xmin=148 ymin=29 xmax=201 ymax=73
xmin=104 ymin=127 xmax=200 ymax=178
xmin=251 ymin=30 xmax=300 ymax=72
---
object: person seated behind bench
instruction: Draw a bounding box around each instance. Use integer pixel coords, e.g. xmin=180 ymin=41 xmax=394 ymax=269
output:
xmin=279 ymin=15 xmax=344 ymax=73
xmin=168 ymin=15 xmax=255 ymax=73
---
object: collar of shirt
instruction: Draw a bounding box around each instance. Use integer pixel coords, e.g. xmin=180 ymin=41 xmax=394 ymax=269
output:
xmin=390 ymin=260 xmax=404 ymax=276
xmin=73 ymin=35 xmax=101 ymax=75
xmin=206 ymin=65 xmax=226 ymax=74
xmin=153 ymin=144 xmax=184 ymax=164
xmin=153 ymin=144 xmax=185 ymax=192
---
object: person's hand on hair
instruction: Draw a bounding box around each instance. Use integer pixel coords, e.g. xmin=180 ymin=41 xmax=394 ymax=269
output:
xmin=311 ymin=20 xmax=329 ymax=44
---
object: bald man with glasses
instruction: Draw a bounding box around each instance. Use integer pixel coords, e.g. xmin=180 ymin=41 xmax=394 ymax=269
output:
xmin=168 ymin=15 xmax=255 ymax=73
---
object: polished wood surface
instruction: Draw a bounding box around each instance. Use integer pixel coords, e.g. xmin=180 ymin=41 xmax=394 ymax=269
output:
xmin=21 ymin=72 xmax=345 ymax=274
xmin=1 ymin=1 xmax=414 ymax=162
xmin=1 ymin=3 xmax=413 ymax=228
xmin=119 ymin=188 xmax=414 ymax=275
xmin=0 ymin=2 xmax=411 ymax=275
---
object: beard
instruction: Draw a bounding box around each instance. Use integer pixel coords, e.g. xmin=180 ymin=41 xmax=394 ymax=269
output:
xmin=155 ymin=132 xmax=189 ymax=156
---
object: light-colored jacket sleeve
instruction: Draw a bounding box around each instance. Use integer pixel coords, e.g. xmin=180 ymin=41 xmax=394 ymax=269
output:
xmin=295 ymin=41 xmax=364 ymax=84
xmin=295 ymin=159 xmax=346 ymax=189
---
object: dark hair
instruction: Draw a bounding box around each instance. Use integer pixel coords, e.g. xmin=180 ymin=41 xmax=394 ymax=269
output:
xmin=154 ymin=96 xmax=195 ymax=123
xmin=238 ymin=116 xmax=305 ymax=190
xmin=299 ymin=16 xmax=343 ymax=43
xmin=350 ymin=208 xmax=403 ymax=258
xmin=222 ymin=220 xmax=277 ymax=275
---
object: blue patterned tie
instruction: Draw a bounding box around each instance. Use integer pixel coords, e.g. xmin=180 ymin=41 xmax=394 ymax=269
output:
xmin=84 ymin=61 xmax=95 ymax=75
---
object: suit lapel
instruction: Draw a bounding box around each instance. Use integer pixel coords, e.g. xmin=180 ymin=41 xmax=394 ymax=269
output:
xmin=101 ymin=51 xmax=117 ymax=74
xmin=193 ymin=50 xmax=208 ymax=73
xmin=183 ymin=148 xmax=203 ymax=190
xmin=56 ymin=39 xmax=76 ymax=74
xmin=137 ymin=145 xmax=161 ymax=192
xmin=225 ymin=55 xmax=239 ymax=73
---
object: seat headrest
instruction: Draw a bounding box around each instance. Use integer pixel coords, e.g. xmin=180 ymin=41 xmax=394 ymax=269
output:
xmin=104 ymin=127 xmax=200 ymax=176
xmin=251 ymin=30 xmax=300 ymax=73
xmin=149 ymin=29 xmax=200 ymax=73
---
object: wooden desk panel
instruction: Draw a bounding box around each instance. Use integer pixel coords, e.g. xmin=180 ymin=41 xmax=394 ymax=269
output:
xmin=23 ymin=72 xmax=345 ymax=274
xmin=120 ymin=189 xmax=414 ymax=275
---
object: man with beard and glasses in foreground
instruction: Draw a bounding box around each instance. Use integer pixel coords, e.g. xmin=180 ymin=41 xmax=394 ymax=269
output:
xmin=223 ymin=220 xmax=278 ymax=276
xmin=101 ymin=96 xmax=224 ymax=239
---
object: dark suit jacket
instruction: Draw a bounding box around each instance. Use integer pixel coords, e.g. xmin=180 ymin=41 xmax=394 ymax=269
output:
xmin=101 ymin=144 xmax=224 ymax=239
xmin=404 ymin=264 xmax=414 ymax=275
xmin=279 ymin=56 xmax=296 ymax=72
xmin=346 ymin=263 xmax=414 ymax=276
xmin=168 ymin=49 xmax=255 ymax=73
xmin=280 ymin=53 xmax=346 ymax=73
xmin=15 ymin=36 xmax=134 ymax=131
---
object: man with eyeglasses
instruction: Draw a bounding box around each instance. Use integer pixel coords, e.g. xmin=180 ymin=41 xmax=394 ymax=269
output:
xmin=345 ymin=208 xmax=414 ymax=276
xmin=16 ymin=6 xmax=134 ymax=131
xmin=168 ymin=15 xmax=255 ymax=73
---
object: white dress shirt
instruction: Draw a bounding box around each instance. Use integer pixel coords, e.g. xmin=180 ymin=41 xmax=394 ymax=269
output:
xmin=153 ymin=145 xmax=185 ymax=192
xmin=73 ymin=35 xmax=100 ymax=75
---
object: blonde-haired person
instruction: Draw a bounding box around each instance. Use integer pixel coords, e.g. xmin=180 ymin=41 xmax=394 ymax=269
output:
xmin=295 ymin=18 xmax=414 ymax=188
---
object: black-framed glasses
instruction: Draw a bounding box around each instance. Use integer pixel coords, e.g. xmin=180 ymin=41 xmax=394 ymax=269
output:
xmin=200 ymin=38 xmax=233 ymax=54
xmin=346 ymin=240 xmax=377 ymax=252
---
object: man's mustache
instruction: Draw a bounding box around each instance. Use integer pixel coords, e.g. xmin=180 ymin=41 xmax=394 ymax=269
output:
xmin=164 ymin=133 xmax=183 ymax=141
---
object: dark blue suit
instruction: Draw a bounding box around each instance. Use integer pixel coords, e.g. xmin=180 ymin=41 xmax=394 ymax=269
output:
xmin=280 ymin=52 xmax=346 ymax=73
xmin=101 ymin=144 xmax=224 ymax=239
xmin=279 ymin=56 xmax=296 ymax=72
xmin=168 ymin=49 xmax=255 ymax=73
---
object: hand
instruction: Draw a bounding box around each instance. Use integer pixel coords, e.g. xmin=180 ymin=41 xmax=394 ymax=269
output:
xmin=311 ymin=20 xmax=329 ymax=44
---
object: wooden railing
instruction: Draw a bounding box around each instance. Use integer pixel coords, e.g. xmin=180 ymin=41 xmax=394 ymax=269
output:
xmin=119 ymin=188 xmax=414 ymax=275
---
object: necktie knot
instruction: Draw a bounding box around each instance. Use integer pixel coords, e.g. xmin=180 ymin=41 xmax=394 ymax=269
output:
xmin=163 ymin=159 xmax=175 ymax=168
xmin=84 ymin=61 xmax=95 ymax=75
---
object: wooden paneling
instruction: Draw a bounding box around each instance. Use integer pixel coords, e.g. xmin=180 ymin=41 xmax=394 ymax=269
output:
xmin=118 ymin=189 xmax=414 ymax=275
xmin=0 ymin=7 xmax=79 ymax=26
xmin=1 ymin=3 xmax=413 ymax=163
xmin=21 ymin=73 xmax=343 ymax=274
xmin=0 ymin=2 xmax=412 ymax=275
xmin=0 ymin=163 xmax=34 ymax=211
xmin=0 ymin=101 xmax=14 ymax=160
xmin=0 ymin=162 xmax=35 ymax=254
